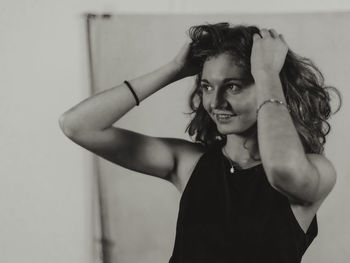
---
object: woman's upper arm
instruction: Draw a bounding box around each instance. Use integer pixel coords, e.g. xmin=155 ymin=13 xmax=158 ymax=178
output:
xmin=269 ymin=153 xmax=337 ymax=206
xmin=305 ymin=153 xmax=337 ymax=202
xmin=61 ymin=124 xmax=202 ymax=182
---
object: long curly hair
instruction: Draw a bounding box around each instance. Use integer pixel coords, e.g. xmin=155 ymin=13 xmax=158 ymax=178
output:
xmin=185 ymin=22 xmax=342 ymax=155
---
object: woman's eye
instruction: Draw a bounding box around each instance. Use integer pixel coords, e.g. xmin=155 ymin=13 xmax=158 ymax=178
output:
xmin=227 ymin=84 xmax=240 ymax=92
xmin=200 ymin=84 xmax=213 ymax=91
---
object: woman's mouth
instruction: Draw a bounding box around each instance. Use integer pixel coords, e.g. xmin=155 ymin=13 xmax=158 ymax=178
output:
xmin=214 ymin=113 xmax=237 ymax=122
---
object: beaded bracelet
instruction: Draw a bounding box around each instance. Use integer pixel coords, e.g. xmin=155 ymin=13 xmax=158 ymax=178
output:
xmin=124 ymin=80 xmax=140 ymax=106
xmin=256 ymin=98 xmax=290 ymax=116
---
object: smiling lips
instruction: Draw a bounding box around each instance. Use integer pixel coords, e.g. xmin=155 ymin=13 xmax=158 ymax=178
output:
xmin=213 ymin=112 xmax=237 ymax=122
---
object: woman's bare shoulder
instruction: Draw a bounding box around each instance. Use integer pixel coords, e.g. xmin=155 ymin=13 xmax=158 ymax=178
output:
xmin=165 ymin=138 xmax=206 ymax=193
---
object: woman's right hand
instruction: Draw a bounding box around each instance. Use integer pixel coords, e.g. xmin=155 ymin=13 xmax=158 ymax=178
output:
xmin=171 ymin=41 xmax=201 ymax=80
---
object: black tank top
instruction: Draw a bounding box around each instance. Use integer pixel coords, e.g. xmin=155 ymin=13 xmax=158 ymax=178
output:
xmin=169 ymin=143 xmax=318 ymax=263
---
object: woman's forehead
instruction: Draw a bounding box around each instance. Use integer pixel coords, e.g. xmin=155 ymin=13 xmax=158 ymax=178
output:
xmin=202 ymin=54 xmax=246 ymax=82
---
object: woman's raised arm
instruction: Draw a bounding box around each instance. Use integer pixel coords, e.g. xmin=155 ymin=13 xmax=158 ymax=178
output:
xmin=59 ymin=42 xmax=203 ymax=184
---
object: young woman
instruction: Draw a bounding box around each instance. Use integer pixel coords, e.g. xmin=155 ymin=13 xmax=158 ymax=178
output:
xmin=59 ymin=23 xmax=341 ymax=262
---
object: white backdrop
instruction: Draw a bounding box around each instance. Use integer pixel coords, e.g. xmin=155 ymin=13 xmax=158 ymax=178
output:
xmin=89 ymin=13 xmax=350 ymax=263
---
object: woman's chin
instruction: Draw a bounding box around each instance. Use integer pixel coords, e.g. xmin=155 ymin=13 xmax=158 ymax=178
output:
xmin=216 ymin=122 xmax=257 ymax=136
xmin=217 ymin=126 xmax=242 ymax=135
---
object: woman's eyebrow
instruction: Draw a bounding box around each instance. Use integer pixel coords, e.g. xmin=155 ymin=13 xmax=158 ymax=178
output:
xmin=201 ymin=78 xmax=245 ymax=83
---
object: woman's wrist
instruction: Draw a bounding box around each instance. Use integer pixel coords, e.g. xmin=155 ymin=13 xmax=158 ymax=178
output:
xmin=254 ymin=70 xmax=287 ymax=107
xmin=252 ymin=69 xmax=280 ymax=84
xmin=168 ymin=60 xmax=186 ymax=82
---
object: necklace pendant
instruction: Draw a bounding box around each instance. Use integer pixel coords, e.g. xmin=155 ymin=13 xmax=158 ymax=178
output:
xmin=230 ymin=167 xmax=235 ymax=173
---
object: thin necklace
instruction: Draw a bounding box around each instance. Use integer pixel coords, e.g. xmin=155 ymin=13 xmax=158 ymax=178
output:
xmin=222 ymin=146 xmax=242 ymax=174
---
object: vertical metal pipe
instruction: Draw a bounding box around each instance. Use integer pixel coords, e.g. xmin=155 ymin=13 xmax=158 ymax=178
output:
xmin=85 ymin=13 xmax=113 ymax=263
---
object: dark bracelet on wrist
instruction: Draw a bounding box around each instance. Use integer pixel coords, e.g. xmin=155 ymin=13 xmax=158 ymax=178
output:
xmin=124 ymin=80 xmax=140 ymax=106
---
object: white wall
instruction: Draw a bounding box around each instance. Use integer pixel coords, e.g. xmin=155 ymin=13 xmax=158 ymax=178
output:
xmin=1 ymin=1 xmax=350 ymax=263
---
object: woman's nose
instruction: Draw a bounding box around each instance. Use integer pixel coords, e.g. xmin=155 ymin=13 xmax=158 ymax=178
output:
xmin=210 ymin=90 xmax=227 ymax=109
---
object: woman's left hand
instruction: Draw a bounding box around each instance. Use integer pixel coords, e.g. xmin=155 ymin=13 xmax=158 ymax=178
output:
xmin=250 ymin=28 xmax=288 ymax=80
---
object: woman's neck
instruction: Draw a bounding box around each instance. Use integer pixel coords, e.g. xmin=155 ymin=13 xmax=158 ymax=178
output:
xmin=223 ymin=129 xmax=260 ymax=165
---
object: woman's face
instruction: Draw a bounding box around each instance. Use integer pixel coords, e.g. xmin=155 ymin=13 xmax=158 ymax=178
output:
xmin=200 ymin=52 xmax=258 ymax=135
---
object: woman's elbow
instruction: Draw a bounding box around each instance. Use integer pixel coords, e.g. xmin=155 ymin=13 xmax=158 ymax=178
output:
xmin=59 ymin=113 xmax=77 ymax=138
